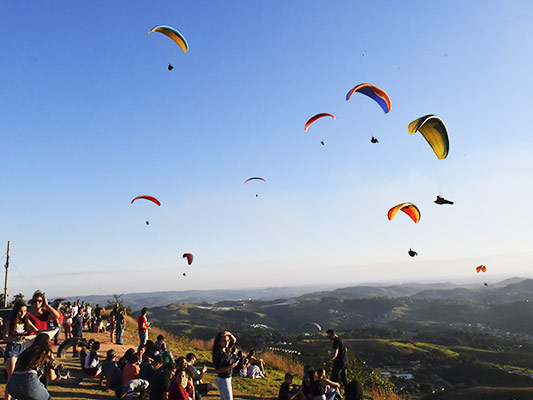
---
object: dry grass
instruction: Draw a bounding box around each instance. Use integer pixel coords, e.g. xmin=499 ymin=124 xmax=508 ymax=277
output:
xmin=189 ymin=337 xmax=213 ymax=351
xmin=260 ymin=351 xmax=303 ymax=376
xmin=366 ymin=387 xmax=406 ymax=400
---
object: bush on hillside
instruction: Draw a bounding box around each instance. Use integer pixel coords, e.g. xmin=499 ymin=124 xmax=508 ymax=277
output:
xmin=345 ymin=351 xmax=396 ymax=394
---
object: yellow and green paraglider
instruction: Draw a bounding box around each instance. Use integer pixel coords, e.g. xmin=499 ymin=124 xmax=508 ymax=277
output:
xmin=408 ymin=115 xmax=449 ymax=160
xmin=148 ymin=25 xmax=189 ymax=53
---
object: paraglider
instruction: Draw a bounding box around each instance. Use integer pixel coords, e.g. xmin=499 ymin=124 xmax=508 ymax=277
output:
xmin=304 ymin=113 xmax=336 ymax=132
xmin=476 ymin=265 xmax=486 ymax=273
xmin=371 ymin=137 xmax=379 ymax=143
xmin=183 ymin=273 xmax=186 ymax=277
xmin=300 ymin=322 xmax=322 ymax=332
xmin=168 ymin=63 xmax=174 ymax=71
xmin=346 ymin=83 xmax=391 ymax=114
xmin=146 ymin=221 xmax=150 ymax=225
xmin=244 ymin=177 xmax=266 ymax=184
xmin=435 ymin=195 xmax=454 ymax=205
xmin=244 ymin=177 xmax=265 ymax=197
xmin=183 ymin=253 xmax=193 ymax=265
xmin=387 ymin=203 xmax=421 ymax=223
xmin=148 ymin=25 xmax=189 ymax=53
xmin=131 ymin=195 xmax=161 ymax=206
xmin=484 ymin=283 xmax=488 ymax=286
xmin=408 ymin=115 xmax=449 ymax=159
xmin=321 ymin=141 xmax=325 ymax=146
xmin=408 ymin=249 xmax=418 ymax=257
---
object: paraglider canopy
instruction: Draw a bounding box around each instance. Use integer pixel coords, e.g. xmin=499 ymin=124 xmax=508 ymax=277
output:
xmin=131 ymin=195 xmax=161 ymax=206
xmin=148 ymin=25 xmax=189 ymax=53
xmin=408 ymin=115 xmax=449 ymax=159
xmin=387 ymin=203 xmax=421 ymax=223
xmin=346 ymin=83 xmax=391 ymax=114
xmin=244 ymin=177 xmax=266 ymax=184
xmin=183 ymin=253 xmax=193 ymax=265
xmin=304 ymin=113 xmax=336 ymax=132
xmin=476 ymin=265 xmax=486 ymax=273
xmin=300 ymin=322 xmax=322 ymax=332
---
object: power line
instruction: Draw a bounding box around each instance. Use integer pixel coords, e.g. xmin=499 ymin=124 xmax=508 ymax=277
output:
xmin=9 ymin=260 xmax=38 ymax=292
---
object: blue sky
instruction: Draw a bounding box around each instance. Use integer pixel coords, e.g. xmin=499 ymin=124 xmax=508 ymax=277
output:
xmin=1 ymin=1 xmax=532 ymax=297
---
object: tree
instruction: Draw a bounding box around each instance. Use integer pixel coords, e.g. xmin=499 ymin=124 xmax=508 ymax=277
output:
xmin=12 ymin=293 xmax=24 ymax=304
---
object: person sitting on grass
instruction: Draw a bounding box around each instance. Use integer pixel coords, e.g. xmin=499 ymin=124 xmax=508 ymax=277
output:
xmin=84 ymin=340 xmax=103 ymax=377
xmin=313 ymin=368 xmax=342 ymax=400
xmin=155 ymin=334 xmax=174 ymax=364
xmin=139 ymin=354 xmax=163 ymax=382
xmin=168 ymin=368 xmax=194 ymax=400
xmin=246 ymin=349 xmax=266 ymax=376
xmin=149 ymin=361 xmax=176 ymax=400
xmin=185 ymin=352 xmax=214 ymax=400
xmin=279 ymin=372 xmax=306 ymax=400
xmin=120 ymin=353 xmax=149 ymax=399
xmin=100 ymin=349 xmax=123 ymax=394
xmin=7 ymin=334 xmax=79 ymax=400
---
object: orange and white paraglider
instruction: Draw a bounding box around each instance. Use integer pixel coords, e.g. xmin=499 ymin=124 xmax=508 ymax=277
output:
xmin=476 ymin=265 xmax=486 ymax=273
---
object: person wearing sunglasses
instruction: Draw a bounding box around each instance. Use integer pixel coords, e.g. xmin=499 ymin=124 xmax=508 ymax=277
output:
xmin=28 ymin=291 xmax=61 ymax=332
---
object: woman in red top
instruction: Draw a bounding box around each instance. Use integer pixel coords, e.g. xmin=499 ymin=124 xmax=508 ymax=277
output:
xmin=28 ymin=291 xmax=60 ymax=332
xmin=168 ymin=368 xmax=194 ymax=400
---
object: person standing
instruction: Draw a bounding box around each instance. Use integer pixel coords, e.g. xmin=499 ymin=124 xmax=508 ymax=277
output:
xmin=115 ymin=307 xmax=126 ymax=345
xmin=325 ymin=329 xmax=348 ymax=390
xmin=137 ymin=308 xmax=150 ymax=347
xmin=212 ymin=331 xmax=239 ymax=400
xmin=3 ymin=301 xmax=40 ymax=400
xmin=28 ymin=291 xmax=61 ymax=332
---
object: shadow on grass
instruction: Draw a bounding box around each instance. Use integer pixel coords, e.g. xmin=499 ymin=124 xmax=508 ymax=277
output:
xmin=47 ymin=388 xmax=111 ymax=400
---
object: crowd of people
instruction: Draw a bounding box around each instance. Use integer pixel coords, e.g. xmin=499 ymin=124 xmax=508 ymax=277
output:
xmin=1 ymin=291 xmax=362 ymax=400
xmin=278 ymin=330 xmax=363 ymax=400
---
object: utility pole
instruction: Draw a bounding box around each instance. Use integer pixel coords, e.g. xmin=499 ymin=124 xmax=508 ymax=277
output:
xmin=4 ymin=241 xmax=9 ymax=308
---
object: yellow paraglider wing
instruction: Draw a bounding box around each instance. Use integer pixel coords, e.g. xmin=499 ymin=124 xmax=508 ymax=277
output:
xmin=387 ymin=203 xmax=421 ymax=223
xmin=408 ymin=115 xmax=449 ymax=160
xmin=148 ymin=25 xmax=189 ymax=53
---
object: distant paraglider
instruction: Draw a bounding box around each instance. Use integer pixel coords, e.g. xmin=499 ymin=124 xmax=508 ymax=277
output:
xmin=387 ymin=203 xmax=421 ymax=223
xmin=300 ymin=322 xmax=322 ymax=332
xmin=371 ymin=137 xmax=379 ymax=143
xmin=408 ymin=249 xmax=418 ymax=257
xmin=304 ymin=113 xmax=336 ymax=132
xmin=183 ymin=253 xmax=193 ymax=265
xmin=476 ymin=265 xmax=486 ymax=273
xmin=146 ymin=221 xmax=150 ymax=225
xmin=131 ymin=195 xmax=161 ymax=206
xmin=408 ymin=115 xmax=449 ymax=159
xmin=435 ymin=195 xmax=454 ymax=205
xmin=148 ymin=25 xmax=189 ymax=53
xmin=346 ymin=83 xmax=391 ymax=114
xmin=168 ymin=63 xmax=174 ymax=71
xmin=244 ymin=177 xmax=266 ymax=184
xmin=321 ymin=141 xmax=325 ymax=146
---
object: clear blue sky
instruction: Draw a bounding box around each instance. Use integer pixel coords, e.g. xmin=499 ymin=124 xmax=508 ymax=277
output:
xmin=1 ymin=1 xmax=532 ymax=297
